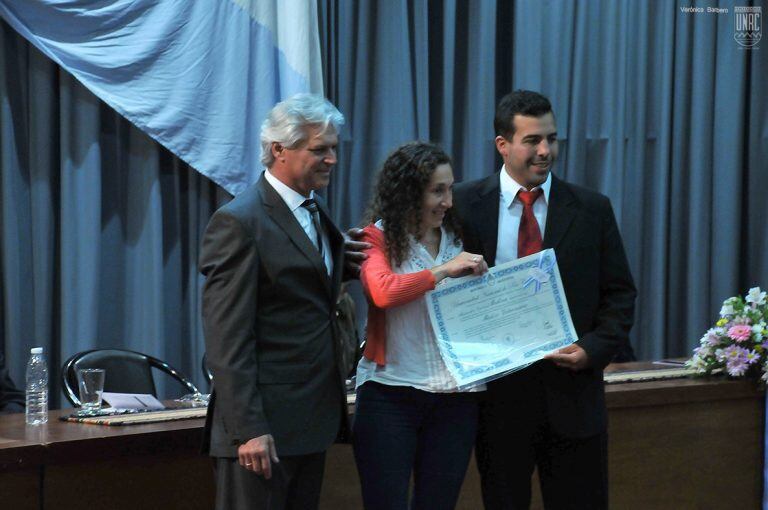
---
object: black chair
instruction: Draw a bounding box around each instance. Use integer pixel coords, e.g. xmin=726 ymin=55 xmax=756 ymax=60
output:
xmin=202 ymin=352 xmax=213 ymax=385
xmin=61 ymin=349 xmax=199 ymax=406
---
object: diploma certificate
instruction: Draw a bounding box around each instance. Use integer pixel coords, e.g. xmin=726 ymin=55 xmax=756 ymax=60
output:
xmin=426 ymin=249 xmax=577 ymax=389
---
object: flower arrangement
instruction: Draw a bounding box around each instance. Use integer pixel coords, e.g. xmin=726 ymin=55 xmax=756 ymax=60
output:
xmin=687 ymin=287 xmax=768 ymax=380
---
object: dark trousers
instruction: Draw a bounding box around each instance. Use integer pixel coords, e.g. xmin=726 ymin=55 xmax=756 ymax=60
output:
xmin=352 ymin=381 xmax=479 ymax=510
xmin=475 ymin=391 xmax=608 ymax=510
xmin=214 ymin=451 xmax=326 ymax=510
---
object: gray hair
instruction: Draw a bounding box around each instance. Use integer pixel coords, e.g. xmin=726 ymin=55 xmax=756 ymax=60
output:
xmin=260 ymin=93 xmax=345 ymax=167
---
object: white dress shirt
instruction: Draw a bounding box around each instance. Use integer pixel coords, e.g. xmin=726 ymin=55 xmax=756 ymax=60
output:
xmin=264 ymin=170 xmax=333 ymax=275
xmin=495 ymin=167 xmax=552 ymax=265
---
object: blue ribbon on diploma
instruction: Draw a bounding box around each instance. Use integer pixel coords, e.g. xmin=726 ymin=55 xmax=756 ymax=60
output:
xmin=522 ymin=252 xmax=554 ymax=294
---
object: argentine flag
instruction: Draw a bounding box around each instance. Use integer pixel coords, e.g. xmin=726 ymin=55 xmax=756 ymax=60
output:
xmin=0 ymin=0 xmax=324 ymax=195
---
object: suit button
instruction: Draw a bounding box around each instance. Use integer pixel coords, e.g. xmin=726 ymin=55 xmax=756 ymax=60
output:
xmin=335 ymin=309 xmax=341 ymax=318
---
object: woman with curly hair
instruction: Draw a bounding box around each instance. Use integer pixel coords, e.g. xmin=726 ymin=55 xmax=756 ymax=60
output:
xmin=353 ymin=141 xmax=488 ymax=510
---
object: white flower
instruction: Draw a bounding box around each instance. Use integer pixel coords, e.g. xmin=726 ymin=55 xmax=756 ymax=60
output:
xmin=762 ymin=366 xmax=768 ymax=383
xmin=746 ymin=287 xmax=767 ymax=306
xmin=720 ymin=303 xmax=735 ymax=316
xmin=686 ymin=355 xmax=708 ymax=373
xmin=732 ymin=315 xmax=751 ymax=326
xmin=753 ymin=323 xmax=765 ymax=342
xmin=701 ymin=329 xmax=721 ymax=346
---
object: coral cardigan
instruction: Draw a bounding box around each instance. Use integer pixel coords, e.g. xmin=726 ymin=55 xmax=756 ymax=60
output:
xmin=360 ymin=224 xmax=436 ymax=365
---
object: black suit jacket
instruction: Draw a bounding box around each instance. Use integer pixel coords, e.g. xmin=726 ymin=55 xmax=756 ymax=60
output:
xmin=200 ymin=175 xmax=347 ymax=457
xmin=453 ymin=173 xmax=636 ymax=437
xmin=0 ymin=351 xmax=24 ymax=415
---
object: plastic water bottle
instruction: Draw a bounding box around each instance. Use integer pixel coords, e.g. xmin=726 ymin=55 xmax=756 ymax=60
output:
xmin=25 ymin=347 xmax=48 ymax=425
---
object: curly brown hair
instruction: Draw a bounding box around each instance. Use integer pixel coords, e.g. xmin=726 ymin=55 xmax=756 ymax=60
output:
xmin=365 ymin=142 xmax=462 ymax=266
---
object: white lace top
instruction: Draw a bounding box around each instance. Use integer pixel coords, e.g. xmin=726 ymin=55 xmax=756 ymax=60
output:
xmin=355 ymin=221 xmax=484 ymax=393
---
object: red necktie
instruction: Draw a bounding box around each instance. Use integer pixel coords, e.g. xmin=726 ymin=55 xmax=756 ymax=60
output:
xmin=517 ymin=189 xmax=543 ymax=257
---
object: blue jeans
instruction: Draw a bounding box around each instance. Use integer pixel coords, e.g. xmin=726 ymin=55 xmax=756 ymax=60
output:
xmin=352 ymin=382 xmax=479 ymax=510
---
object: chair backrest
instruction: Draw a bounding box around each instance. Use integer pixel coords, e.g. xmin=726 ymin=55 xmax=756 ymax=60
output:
xmin=61 ymin=349 xmax=199 ymax=406
xmin=202 ymin=352 xmax=213 ymax=386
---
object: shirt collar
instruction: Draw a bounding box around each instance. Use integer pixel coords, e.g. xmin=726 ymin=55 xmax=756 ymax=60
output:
xmin=499 ymin=165 xmax=552 ymax=209
xmin=263 ymin=169 xmax=314 ymax=212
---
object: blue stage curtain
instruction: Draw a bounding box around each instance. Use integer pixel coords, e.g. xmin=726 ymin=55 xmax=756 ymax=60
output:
xmin=0 ymin=20 xmax=231 ymax=405
xmin=319 ymin=0 xmax=767 ymax=362
xmin=1 ymin=1 xmax=766 ymax=407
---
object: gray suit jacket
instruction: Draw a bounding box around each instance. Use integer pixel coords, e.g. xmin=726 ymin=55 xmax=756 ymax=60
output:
xmin=200 ymin=175 xmax=347 ymax=458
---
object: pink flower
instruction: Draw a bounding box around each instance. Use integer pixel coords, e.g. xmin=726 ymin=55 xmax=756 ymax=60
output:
xmin=728 ymin=325 xmax=752 ymax=343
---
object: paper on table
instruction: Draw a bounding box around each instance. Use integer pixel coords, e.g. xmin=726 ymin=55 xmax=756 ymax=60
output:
xmin=101 ymin=392 xmax=165 ymax=410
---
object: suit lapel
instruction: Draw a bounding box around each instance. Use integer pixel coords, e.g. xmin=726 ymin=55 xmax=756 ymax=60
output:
xmin=543 ymin=175 xmax=578 ymax=251
xmin=259 ymin=178 xmax=332 ymax=294
xmin=469 ymin=173 xmax=502 ymax=267
xmin=317 ymin=198 xmax=344 ymax=302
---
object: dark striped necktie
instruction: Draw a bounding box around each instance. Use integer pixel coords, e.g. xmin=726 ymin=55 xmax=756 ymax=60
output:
xmin=301 ymin=198 xmax=324 ymax=257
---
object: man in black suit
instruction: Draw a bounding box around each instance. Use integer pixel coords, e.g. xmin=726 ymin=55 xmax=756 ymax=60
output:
xmin=200 ymin=94 xmax=348 ymax=510
xmin=452 ymin=90 xmax=636 ymax=509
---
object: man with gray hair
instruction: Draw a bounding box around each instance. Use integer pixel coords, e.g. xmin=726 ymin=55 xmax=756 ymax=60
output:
xmin=200 ymin=93 xmax=348 ymax=509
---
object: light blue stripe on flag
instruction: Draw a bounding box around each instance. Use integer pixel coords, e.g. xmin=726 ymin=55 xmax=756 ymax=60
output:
xmin=0 ymin=0 xmax=323 ymax=195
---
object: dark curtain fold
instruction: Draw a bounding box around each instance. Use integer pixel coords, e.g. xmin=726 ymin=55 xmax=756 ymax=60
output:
xmin=1 ymin=1 xmax=767 ymax=407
